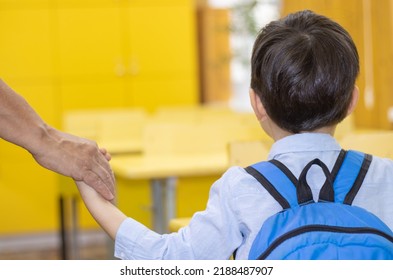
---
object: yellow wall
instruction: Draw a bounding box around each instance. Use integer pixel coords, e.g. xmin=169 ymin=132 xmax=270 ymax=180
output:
xmin=281 ymin=0 xmax=393 ymax=130
xmin=0 ymin=0 xmax=199 ymax=234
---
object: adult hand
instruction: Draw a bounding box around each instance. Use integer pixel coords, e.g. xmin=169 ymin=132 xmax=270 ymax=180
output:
xmin=31 ymin=126 xmax=116 ymax=200
xmin=0 ymin=79 xmax=115 ymax=200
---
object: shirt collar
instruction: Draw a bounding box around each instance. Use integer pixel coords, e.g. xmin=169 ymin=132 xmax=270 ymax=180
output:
xmin=268 ymin=133 xmax=342 ymax=160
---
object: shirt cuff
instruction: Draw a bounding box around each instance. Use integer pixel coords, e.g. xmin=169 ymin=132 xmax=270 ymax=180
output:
xmin=114 ymin=217 xmax=150 ymax=260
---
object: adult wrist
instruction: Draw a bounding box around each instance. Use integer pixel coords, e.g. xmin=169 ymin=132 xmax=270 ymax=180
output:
xmin=26 ymin=122 xmax=59 ymax=158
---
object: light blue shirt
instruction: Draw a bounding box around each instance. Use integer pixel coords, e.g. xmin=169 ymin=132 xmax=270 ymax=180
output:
xmin=114 ymin=133 xmax=393 ymax=260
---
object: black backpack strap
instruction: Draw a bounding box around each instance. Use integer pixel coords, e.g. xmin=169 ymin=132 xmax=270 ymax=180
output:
xmin=245 ymin=161 xmax=299 ymax=210
xmin=246 ymin=149 xmax=373 ymax=209
xmin=298 ymin=158 xmax=333 ymax=204
xmin=338 ymin=150 xmax=372 ymax=204
xmin=318 ymin=149 xmax=347 ymax=202
xmin=330 ymin=149 xmax=348 ymax=179
xmin=319 ymin=149 xmax=372 ymax=205
xmin=344 ymin=153 xmax=372 ymax=204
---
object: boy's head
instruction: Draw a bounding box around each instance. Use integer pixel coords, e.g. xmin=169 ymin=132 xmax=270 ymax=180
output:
xmin=250 ymin=10 xmax=359 ymax=134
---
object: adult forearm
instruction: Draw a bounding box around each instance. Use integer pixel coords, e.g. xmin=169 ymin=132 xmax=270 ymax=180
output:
xmin=0 ymin=79 xmax=48 ymax=152
xmin=0 ymin=79 xmax=115 ymax=200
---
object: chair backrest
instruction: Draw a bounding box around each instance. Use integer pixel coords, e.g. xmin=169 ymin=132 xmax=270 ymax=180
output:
xmin=153 ymin=105 xmax=236 ymax=124
xmin=142 ymin=121 xmax=231 ymax=157
xmin=142 ymin=119 xmax=270 ymax=158
xmin=98 ymin=109 xmax=147 ymax=154
xmin=339 ymin=130 xmax=393 ymax=158
xmin=63 ymin=109 xmax=100 ymax=140
xmin=63 ymin=108 xmax=147 ymax=154
xmin=228 ymin=139 xmax=272 ymax=167
xmin=335 ymin=115 xmax=355 ymax=140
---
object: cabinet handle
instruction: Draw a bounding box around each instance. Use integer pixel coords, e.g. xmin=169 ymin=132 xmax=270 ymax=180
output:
xmin=128 ymin=57 xmax=140 ymax=76
xmin=115 ymin=61 xmax=126 ymax=77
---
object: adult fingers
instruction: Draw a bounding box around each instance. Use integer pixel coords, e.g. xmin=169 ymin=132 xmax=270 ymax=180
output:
xmin=83 ymin=168 xmax=115 ymax=201
xmin=91 ymin=150 xmax=116 ymax=197
xmin=99 ymin=147 xmax=112 ymax=161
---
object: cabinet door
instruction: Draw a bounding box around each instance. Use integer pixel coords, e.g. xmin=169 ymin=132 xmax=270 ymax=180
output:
xmin=56 ymin=2 xmax=126 ymax=110
xmin=0 ymin=159 xmax=58 ymax=233
xmin=0 ymin=0 xmax=51 ymax=8
xmin=0 ymin=7 xmax=55 ymax=81
xmin=59 ymin=78 xmax=125 ymax=111
xmin=127 ymin=76 xmax=199 ymax=111
xmin=125 ymin=0 xmax=198 ymax=77
xmin=10 ymin=82 xmax=59 ymax=127
xmin=123 ymin=0 xmax=199 ymax=109
xmin=56 ymin=4 xmax=124 ymax=79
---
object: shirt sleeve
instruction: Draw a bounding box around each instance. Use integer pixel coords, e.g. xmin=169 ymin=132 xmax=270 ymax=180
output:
xmin=114 ymin=168 xmax=243 ymax=260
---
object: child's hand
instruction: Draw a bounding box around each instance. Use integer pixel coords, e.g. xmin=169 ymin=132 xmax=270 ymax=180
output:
xmin=75 ymin=180 xmax=116 ymax=205
xmin=74 ymin=179 xmax=126 ymax=240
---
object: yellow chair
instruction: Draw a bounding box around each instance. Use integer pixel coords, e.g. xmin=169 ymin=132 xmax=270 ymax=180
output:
xmin=335 ymin=115 xmax=355 ymax=140
xmin=153 ymin=104 xmax=236 ymax=124
xmin=63 ymin=107 xmax=147 ymax=154
xmin=143 ymin=113 xmax=269 ymax=157
xmin=228 ymin=139 xmax=272 ymax=167
xmin=168 ymin=217 xmax=192 ymax=233
xmin=97 ymin=108 xmax=147 ymax=154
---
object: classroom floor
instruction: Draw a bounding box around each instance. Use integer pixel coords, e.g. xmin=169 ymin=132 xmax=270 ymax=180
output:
xmin=0 ymin=242 xmax=109 ymax=260
xmin=0 ymin=230 xmax=112 ymax=260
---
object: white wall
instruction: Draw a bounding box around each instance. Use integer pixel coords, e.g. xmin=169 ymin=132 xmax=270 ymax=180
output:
xmin=209 ymin=0 xmax=281 ymax=112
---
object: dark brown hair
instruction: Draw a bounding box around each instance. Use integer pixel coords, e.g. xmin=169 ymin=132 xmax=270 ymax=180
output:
xmin=250 ymin=10 xmax=359 ymax=133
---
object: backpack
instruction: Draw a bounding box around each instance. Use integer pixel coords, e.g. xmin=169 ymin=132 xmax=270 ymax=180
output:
xmin=245 ymin=149 xmax=393 ymax=260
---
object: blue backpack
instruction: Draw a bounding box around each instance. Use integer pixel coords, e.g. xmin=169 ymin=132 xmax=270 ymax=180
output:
xmin=245 ymin=149 xmax=393 ymax=260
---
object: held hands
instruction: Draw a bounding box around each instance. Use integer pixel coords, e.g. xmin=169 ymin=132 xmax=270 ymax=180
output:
xmin=0 ymin=79 xmax=114 ymax=199
xmin=31 ymin=127 xmax=116 ymax=200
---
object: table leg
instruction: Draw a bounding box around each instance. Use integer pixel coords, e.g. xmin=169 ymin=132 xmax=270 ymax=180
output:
xmin=70 ymin=197 xmax=80 ymax=259
xmin=165 ymin=177 xmax=177 ymax=230
xmin=151 ymin=177 xmax=177 ymax=233
xmin=58 ymin=194 xmax=79 ymax=259
xmin=151 ymin=179 xmax=165 ymax=233
xmin=59 ymin=195 xmax=67 ymax=260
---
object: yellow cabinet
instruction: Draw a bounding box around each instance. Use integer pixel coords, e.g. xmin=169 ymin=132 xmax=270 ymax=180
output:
xmin=58 ymin=79 xmax=126 ymax=111
xmin=0 ymin=0 xmax=52 ymax=8
xmin=125 ymin=2 xmax=198 ymax=76
xmin=129 ymin=77 xmax=198 ymax=111
xmin=0 ymin=155 xmax=58 ymax=233
xmin=55 ymin=1 xmax=125 ymax=110
xmin=0 ymin=6 xmax=56 ymax=81
xmin=56 ymin=4 xmax=123 ymax=79
xmin=123 ymin=0 xmax=199 ymax=110
xmin=56 ymin=0 xmax=199 ymax=112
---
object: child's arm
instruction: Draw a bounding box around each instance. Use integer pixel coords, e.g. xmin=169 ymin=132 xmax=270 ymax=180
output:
xmin=75 ymin=180 xmax=127 ymax=240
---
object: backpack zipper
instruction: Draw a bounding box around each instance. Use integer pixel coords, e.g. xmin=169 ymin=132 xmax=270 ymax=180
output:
xmin=257 ymin=225 xmax=393 ymax=260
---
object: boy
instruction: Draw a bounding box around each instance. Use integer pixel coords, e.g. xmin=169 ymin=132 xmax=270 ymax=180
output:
xmin=76 ymin=10 xmax=393 ymax=259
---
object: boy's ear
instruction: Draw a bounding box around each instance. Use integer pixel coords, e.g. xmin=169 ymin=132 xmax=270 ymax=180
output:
xmin=347 ymin=86 xmax=359 ymax=116
xmin=249 ymin=88 xmax=268 ymax=121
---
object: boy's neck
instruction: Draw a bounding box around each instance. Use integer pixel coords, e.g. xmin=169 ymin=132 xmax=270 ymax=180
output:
xmin=270 ymin=125 xmax=336 ymax=142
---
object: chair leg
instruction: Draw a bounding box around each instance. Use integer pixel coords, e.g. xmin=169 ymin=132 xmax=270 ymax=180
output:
xmin=59 ymin=195 xmax=68 ymax=260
